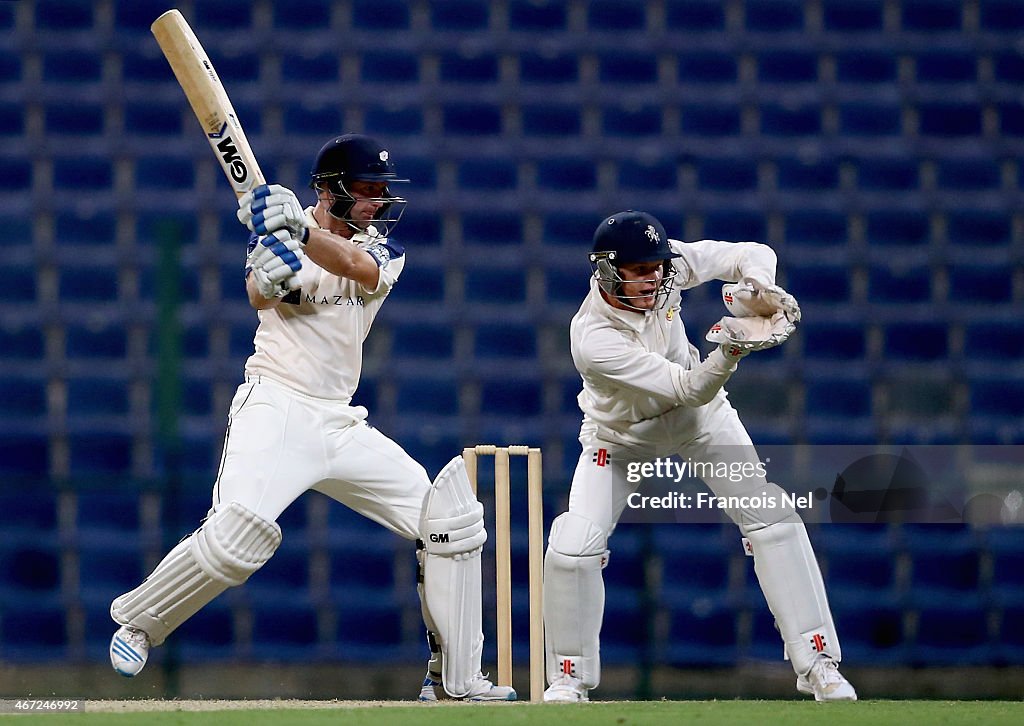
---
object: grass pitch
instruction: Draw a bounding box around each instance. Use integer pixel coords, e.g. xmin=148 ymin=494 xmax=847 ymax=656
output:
xmin=4 ymin=699 xmax=1023 ymax=725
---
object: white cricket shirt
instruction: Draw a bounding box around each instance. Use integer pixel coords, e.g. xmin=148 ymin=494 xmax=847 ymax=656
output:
xmin=570 ymin=239 xmax=778 ymax=447
xmin=244 ymin=210 xmax=405 ymax=402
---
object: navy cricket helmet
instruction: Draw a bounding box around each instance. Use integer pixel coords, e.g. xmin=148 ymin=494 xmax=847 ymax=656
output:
xmin=589 ymin=210 xmax=680 ymax=311
xmin=309 ymin=134 xmax=408 ymax=236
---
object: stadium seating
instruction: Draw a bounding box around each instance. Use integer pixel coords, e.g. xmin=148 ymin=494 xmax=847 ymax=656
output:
xmin=3 ymin=0 xmax=1022 ymax=676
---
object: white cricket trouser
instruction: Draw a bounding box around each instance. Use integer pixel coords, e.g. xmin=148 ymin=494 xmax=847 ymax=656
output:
xmin=214 ymin=375 xmax=430 ymax=537
xmin=545 ymin=392 xmax=839 ymax=688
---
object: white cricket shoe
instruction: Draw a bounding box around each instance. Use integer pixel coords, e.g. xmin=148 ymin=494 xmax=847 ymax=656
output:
xmin=797 ymin=655 xmax=858 ymax=701
xmin=543 ymin=673 xmax=589 ymax=702
xmin=462 ymin=674 xmax=517 ymax=701
xmin=109 ymin=625 xmax=150 ymax=677
xmin=418 ymin=674 xmax=441 ymax=702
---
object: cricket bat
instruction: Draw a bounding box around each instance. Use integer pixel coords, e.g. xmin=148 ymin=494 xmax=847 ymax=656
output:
xmin=151 ymin=9 xmax=265 ymax=199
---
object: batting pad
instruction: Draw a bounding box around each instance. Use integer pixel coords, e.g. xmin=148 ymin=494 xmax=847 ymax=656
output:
xmin=111 ymin=501 xmax=281 ymax=646
xmin=420 ymin=456 xmax=487 ymax=697
xmin=742 ymin=512 xmax=840 ymax=675
xmin=543 ymin=512 xmax=609 ymax=689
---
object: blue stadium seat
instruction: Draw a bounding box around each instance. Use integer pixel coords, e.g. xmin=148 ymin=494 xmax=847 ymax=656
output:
xmin=439 ymin=51 xmax=499 ymax=84
xmin=0 ymin=434 xmax=49 ymax=477
xmin=395 ymin=377 xmax=458 ymax=416
xmin=59 ymin=265 xmax=118 ymax=303
xmin=67 ymin=376 xmax=131 ymax=418
xmin=464 ymin=268 xmax=526 ymax=305
xmin=0 ymin=493 xmax=58 ymax=539
xmin=996 ymin=605 xmax=1024 ymax=664
xmin=805 ymin=377 xmax=874 ymax=443
xmin=0 ymin=537 xmax=62 ymax=609
xmin=822 ymin=0 xmax=885 ymax=32
xmin=883 ymin=322 xmax=948 ymax=361
xmin=866 ymin=209 xmax=930 ymax=247
xmin=868 ymin=265 xmax=932 ymax=303
xmin=988 ymin=528 xmax=1024 ymax=606
xmin=174 ymin=601 xmax=236 ymax=661
xmin=542 ymin=213 xmax=596 ymax=248
xmin=831 ymin=603 xmax=906 ymax=663
xmin=0 ymin=376 xmax=46 ymax=418
xmin=68 ymin=432 xmax=133 ymax=475
xmin=135 ymin=156 xmax=196 ymax=191
xmin=979 ymin=0 xmax=1024 ymax=32
xmin=664 ymin=598 xmax=739 ymax=666
xmin=760 ymin=102 xmax=822 ymax=137
xmin=272 ymin=0 xmax=333 ymax=29
xmin=0 ymin=49 xmax=19 ymax=83
xmin=115 ymin=0 xmax=177 ymax=34
xmin=695 ymin=157 xmax=758 ymax=192
xmin=602 ymin=105 xmax=662 ymax=137
xmin=677 ymin=51 xmax=737 ymax=85
xmin=818 ymin=526 xmax=900 ymax=605
xmin=970 ymin=380 xmax=1024 ymax=419
xmin=746 ymin=607 xmax=785 ymax=662
xmin=46 ymin=103 xmax=103 ymax=136
xmin=2 ymin=325 xmax=44 ymax=361
xmin=618 ymin=159 xmax=677 ymax=191
xmin=283 ymin=102 xmax=343 ymax=137
xmin=599 ymin=52 xmax=659 ymax=85
xmin=702 ymin=211 xmax=766 ymax=242
xmin=442 ymin=102 xmax=502 ymax=136
xmin=536 ymin=158 xmax=598 ymax=191
xmin=835 ymin=51 xmax=897 ymax=84
xmin=912 ymin=603 xmax=992 ymax=665
xmin=0 ymin=607 xmax=67 ymax=661
xmin=480 ymin=378 xmax=543 ymax=417
xmin=998 ymin=102 xmax=1024 ymax=136
xmin=947 ymin=210 xmax=1011 ymax=247
xmin=919 ymin=103 xmax=983 ymax=137
xmin=463 ymin=211 xmax=522 ymax=246
xmin=902 ymin=0 xmax=962 ymax=30
xmin=335 ymin=597 xmax=407 ymax=661
xmin=364 ymin=104 xmax=424 ymax=136
xmin=389 ymin=321 xmax=454 ymax=361
xmin=654 ymin=525 xmax=733 ymax=596
xmin=391 ymin=265 xmax=443 ymax=303
xmin=784 ymin=209 xmax=849 ymax=248
xmin=758 ymin=50 xmax=817 ymax=83
xmin=250 ymin=601 xmax=322 ymax=658
xmin=838 ymin=101 xmax=903 ymax=137
xmin=458 ymin=157 xmax=517 ymax=190
xmin=0 ymin=158 xmax=31 ymax=193
xmin=360 ymin=50 xmax=418 ymax=85
xmin=936 ymin=157 xmax=1002 ymax=190
xmin=398 ymin=155 xmax=436 ymax=190
xmin=588 ymin=0 xmax=646 ymax=30
xmin=518 ymin=52 xmax=578 ymax=85
xmin=0 ymin=102 xmax=23 ymax=136
xmin=352 ymin=0 xmax=411 ymax=30
xmin=903 ymin=526 xmax=983 ymax=606
xmin=242 ymin=540 xmax=312 ymax=604
xmin=784 ymin=262 xmax=852 ymax=304
xmin=545 ymin=265 xmax=590 ymax=308
xmin=52 ymin=157 xmax=113 ymax=191
xmin=800 ymin=320 xmax=865 ymax=359
xmin=282 ymin=52 xmax=340 ymax=84
xmin=42 ymin=51 xmax=101 ymax=83
xmin=665 ymin=1 xmax=726 ymax=31
xmin=193 ymin=0 xmax=255 ymax=30
xmin=430 ymin=0 xmax=490 ymax=30
xmin=508 ymin=0 xmax=569 ymax=31
xmin=916 ymin=51 xmax=976 ymax=83
xmin=679 ymin=104 xmax=742 ymax=137
xmin=993 ymin=52 xmax=1024 ymax=83
xmin=775 ymin=157 xmax=840 ymax=191
xmin=474 ymin=324 xmax=536 ymax=359
xmin=328 ymin=529 xmax=399 ymax=595
xmin=948 ymin=265 xmax=1013 ymax=304
xmin=123 ymin=102 xmax=184 ymax=137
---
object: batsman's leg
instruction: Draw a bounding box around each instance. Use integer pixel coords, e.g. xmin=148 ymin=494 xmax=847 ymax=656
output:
xmin=109 ymin=501 xmax=281 ymax=676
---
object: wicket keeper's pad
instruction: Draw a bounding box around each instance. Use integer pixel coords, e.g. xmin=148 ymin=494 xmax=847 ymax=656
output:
xmin=111 ymin=501 xmax=281 ymax=646
xmin=420 ymin=456 xmax=488 ymax=698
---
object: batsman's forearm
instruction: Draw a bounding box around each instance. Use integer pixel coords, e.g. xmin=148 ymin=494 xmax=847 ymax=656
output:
xmin=303 ymin=229 xmax=380 ymax=289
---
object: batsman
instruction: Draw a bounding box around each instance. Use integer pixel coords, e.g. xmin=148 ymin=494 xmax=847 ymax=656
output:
xmin=543 ymin=211 xmax=857 ymax=702
xmin=108 ymin=134 xmax=514 ymax=702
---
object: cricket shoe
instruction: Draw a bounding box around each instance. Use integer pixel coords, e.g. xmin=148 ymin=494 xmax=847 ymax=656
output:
xmin=110 ymin=625 xmax=150 ymax=677
xmin=796 ymin=655 xmax=858 ymax=701
xmin=543 ymin=673 xmax=589 ymax=702
xmin=418 ymin=674 xmax=441 ymax=702
xmin=461 ymin=674 xmax=517 ymax=701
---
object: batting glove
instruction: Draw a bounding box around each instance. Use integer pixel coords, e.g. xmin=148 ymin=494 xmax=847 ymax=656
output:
xmin=238 ymin=184 xmax=309 ymax=243
xmin=247 ymin=229 xmax=304 ymax=299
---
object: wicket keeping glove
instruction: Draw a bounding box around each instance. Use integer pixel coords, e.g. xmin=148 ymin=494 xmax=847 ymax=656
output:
xmin=706 ymin=311 xmax=796 ymax=361
xmin=238 ymin=184 xmax=309 ymax=243
xmin=722 ymin=277 xmax=801 ymax=324
xmin=247 ymin=229 xmax=304 ymax=299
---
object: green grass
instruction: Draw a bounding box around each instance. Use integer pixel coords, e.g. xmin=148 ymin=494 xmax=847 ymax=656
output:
xmin=4 ymin=701 xmax=1024 ymax=726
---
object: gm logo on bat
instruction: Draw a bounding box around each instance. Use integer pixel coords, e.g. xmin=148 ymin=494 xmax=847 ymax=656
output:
xmin=208 ymin=121 xmax=248 ymax=185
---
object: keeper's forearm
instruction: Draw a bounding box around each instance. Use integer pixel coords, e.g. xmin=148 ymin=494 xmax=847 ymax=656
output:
xmin=671 ymin=348 xmax=738 ymax=407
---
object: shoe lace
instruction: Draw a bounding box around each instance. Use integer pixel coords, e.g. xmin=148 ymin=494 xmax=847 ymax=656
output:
xmin=810 ymin=657 xmax=844 ymax=689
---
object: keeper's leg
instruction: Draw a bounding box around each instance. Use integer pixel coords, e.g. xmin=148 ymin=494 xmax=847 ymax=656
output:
xmin=687 ymin=396 xmax=854 ymax=699
xmin=109 ymin=502 xmax=281 ymax=675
